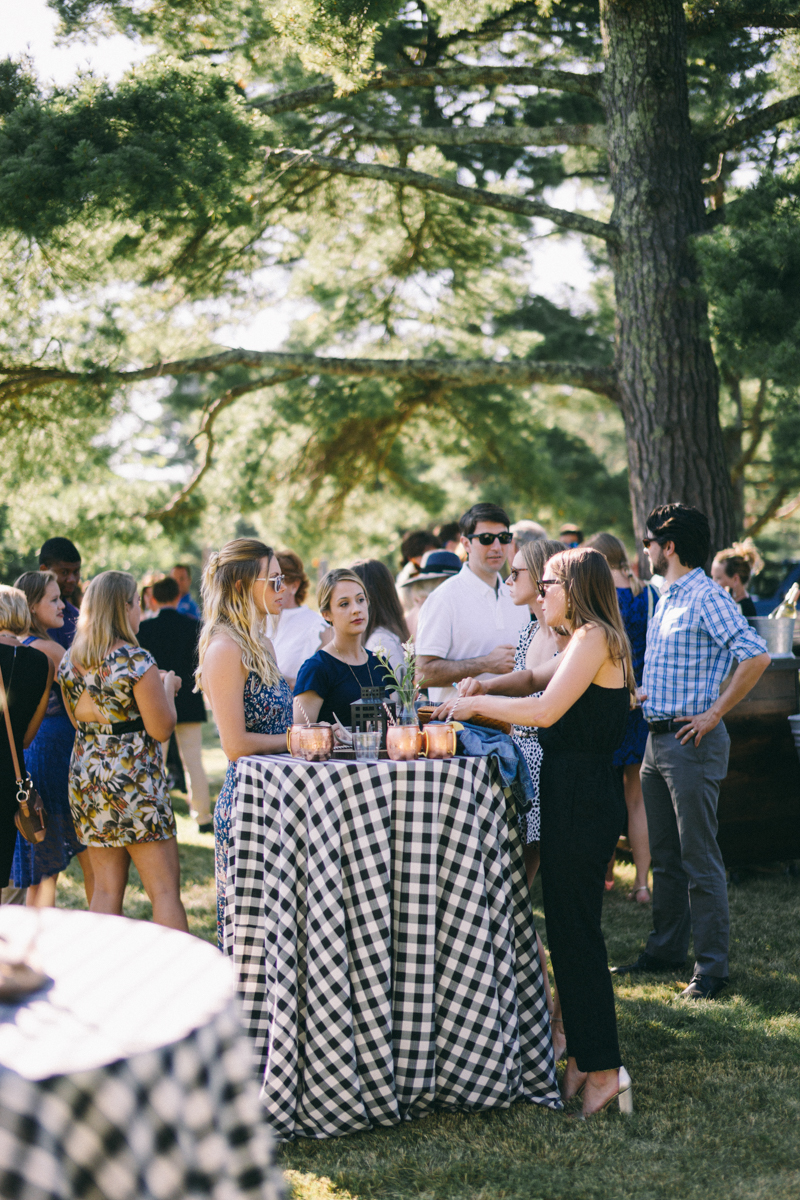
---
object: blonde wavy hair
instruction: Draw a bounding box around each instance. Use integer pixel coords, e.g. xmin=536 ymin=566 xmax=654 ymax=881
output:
xmin=71 ymin=571 xmax=139 ymax=671
xmin=546 ymin=547 xmax=636 ymax=696
xmin=584 ymin=532 xmax=642 ymax=596
xmin=196 ymin=538 xmax=281 ymax=693
xmin=14 ymin=571 xmax=59 ymax=640
xmin=0 ymin=585 xmax=31 ymax=637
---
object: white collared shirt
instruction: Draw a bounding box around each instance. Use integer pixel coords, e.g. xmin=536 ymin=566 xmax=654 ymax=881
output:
xmin=415 ymin=563 xmax=528 ymax=702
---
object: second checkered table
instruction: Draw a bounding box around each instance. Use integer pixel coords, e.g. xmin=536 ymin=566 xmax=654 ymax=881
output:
xmin=225 ymin=754 xmax=561 ymax=1140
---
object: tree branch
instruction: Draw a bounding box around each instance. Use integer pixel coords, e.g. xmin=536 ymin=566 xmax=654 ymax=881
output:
xmin=266 ymin=148 xmax=618 ymax=244
xmin=730 ymin=378 xmax=769 ymax=484
xmin=688 ymin=10 xmax=800 ymax=35
xmin=703 ymin=93 xmax=800 ymax=155
xmin=145 ymin=370 xmax=303 ymax=519
xmin=745 ymin=485 xmax=792 ymax=537
xmin=347 ymin=122 xmax=607 ymax=150
xmin=0 ymin=350 xmax=620 ymax=403
xmin=249 ymin=65 xmax=603 ymax=115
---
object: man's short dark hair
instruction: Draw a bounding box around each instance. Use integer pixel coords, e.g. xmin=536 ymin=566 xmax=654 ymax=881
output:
xmin=39 ymin=537 xmax=81 ymax=566
xmin=400 ymin=530 xmax=440 ymax=564
xmin=646 ymin=504 xmax=710 ymax=569
xmin=173 ymin=563 xmax=192 ymax=578
xmin=152 ymin=577 xmax=181 ymax=604
xmin=459 ymin=503 xmax=512 ymax=537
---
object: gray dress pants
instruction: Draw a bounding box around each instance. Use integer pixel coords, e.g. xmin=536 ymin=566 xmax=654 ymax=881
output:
xmin=640 ymin=722 xmax=730 ymax=978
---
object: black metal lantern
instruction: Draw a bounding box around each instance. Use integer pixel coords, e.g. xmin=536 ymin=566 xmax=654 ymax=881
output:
xmin=351 ymin=686 xmax=395 ymax=746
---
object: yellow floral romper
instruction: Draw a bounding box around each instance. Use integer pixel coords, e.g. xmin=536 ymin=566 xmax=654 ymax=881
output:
xmin=58 ymin=645 xmax=176 ymax=847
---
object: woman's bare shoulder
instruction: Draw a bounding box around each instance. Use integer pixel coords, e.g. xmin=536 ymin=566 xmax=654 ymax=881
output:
xmin=203 ymin=631 xmax=246 ymax=668
xmin=571 ymin=621 xmax=604 ymax=643
xmin=30 ymin=638 xmax=64 ymax=668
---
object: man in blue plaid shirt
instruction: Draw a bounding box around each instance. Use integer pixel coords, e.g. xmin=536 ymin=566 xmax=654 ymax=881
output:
xmin=613 ymin=504 xmax=769 ymax=999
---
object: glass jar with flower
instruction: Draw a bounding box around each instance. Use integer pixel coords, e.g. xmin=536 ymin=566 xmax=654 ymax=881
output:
xmin=374 ymin=641 xmax=419 ymax=726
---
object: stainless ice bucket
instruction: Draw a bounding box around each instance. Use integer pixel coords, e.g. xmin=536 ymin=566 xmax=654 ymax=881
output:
xmin=748 ymin=616 xmax=796 ymax=657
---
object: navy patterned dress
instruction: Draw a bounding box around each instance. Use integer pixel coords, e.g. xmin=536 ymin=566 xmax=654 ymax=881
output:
xmin=512 ymin=619 xmax=544 ymax=845
xmin=613 ymin=587 xmax=654 ymax=767
xmin=12 ymin=638 xmax=83 ymax=887
xmin=214 ymin=670 xmax=292 ymax=948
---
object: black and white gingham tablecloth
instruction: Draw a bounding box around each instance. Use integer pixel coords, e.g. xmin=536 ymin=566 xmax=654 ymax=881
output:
xmin=0 ymin=908 xmax=283 ymax=1200
xmin=225 ymin=754 xmax=561 ymax=1141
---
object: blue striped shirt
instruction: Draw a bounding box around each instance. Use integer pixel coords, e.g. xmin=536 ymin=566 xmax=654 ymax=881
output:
xmin=642 ymin=568 xmax=768 ymax=721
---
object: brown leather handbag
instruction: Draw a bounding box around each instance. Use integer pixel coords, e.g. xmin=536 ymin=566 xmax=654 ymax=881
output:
xmin=0 ymin=649 xmax=47 ymax=844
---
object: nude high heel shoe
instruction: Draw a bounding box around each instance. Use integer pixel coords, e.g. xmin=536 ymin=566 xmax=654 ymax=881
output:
xmin=581 ymin=1067 xmax=633 ymax=1118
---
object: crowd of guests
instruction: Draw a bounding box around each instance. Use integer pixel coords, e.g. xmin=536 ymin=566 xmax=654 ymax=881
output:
xmin=0 ymin=507 xmax=774 ymax=1117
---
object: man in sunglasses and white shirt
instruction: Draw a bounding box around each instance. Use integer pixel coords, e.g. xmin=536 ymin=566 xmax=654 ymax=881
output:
xmin=416 ymin=503 xmax=528 ymax=703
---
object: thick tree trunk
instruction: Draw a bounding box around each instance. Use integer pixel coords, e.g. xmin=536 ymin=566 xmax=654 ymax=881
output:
xmin=601 ymin=0 xmax=736 ymax=554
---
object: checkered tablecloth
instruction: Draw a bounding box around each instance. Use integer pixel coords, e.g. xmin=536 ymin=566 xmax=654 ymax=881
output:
xmin=0 ymin=908 xmax=283 ymax=1200
xmin=226 ymin=754 xmax=561 ymax=1141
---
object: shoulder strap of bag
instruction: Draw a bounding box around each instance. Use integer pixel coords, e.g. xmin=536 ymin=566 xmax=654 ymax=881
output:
xmin=0 ymin=649 xmax=24 ymax=784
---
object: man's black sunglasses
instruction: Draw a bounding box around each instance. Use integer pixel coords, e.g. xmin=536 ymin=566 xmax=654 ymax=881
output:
xmin=641 ymin=536 xmax=666 ymax=549
xmin=467 ymin=531 xmax=513 ymax=546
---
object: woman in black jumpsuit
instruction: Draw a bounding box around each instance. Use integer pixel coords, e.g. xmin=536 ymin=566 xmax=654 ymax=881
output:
xmin=446 ymin=547 xmax=634 ymax=1118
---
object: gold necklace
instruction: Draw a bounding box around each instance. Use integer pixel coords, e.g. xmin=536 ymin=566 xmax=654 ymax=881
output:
xmin=332 ymin=641 xmax=375 ymax=690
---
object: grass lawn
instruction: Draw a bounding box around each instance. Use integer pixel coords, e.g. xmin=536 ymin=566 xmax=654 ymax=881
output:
xmin=56 ymin=727 xmax=800 ymax=1199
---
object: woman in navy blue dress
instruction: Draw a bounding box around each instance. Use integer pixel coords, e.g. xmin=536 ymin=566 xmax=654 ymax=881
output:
xmin=11 ymin=572 xmax=90 ymax=907
xmin=294 ymin=568 xmax=387 ymax=729
xmin=585 ymin=534 xmax=657 ymax=903
xmin=196 ymin=539 xmax=292 ymax=949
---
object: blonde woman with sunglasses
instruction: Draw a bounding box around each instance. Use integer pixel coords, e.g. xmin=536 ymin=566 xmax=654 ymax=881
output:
xmin=195 ymin=538 xmax=291 ymax=949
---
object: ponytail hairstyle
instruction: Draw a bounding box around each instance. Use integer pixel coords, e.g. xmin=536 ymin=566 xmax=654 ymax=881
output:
xmin=196 ymin=539 xmax=281 ymax=693
xmin=71 ymin=572 xmax=139 ymax=670
xmin=14 ymin=571 xmax=58 ymax=640
xmin=713 ymin=538 xmax=763 ymax=587
xmin=545 ymin=547 xmax=636 ymax=697
xmin=584 ymin=532 xmax=642 ymax=597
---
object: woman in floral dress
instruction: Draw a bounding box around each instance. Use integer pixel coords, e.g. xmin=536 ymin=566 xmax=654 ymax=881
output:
xmin=195 ymin=539 xmax=292 ymax=949
xmin=58 ymin=571 xmax=187 ymax=930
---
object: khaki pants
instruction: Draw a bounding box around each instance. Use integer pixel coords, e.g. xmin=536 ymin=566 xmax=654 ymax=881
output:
xmin=161 ymin=723 xmax=211 ymax=823
xmin=0 ymin=885 xmax=25 ymax=905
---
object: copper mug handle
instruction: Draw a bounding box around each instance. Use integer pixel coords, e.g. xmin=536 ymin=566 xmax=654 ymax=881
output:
xmin=422 ymin=724 xmax=457 ymax=758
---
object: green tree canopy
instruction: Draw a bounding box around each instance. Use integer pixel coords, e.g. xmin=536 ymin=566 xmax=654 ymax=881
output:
xmin=1 ymin=0 xmax=800 ymax=569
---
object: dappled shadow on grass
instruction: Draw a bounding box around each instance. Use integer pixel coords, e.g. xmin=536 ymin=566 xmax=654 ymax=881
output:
xmin=283 ymin=864 xmax=800 ymax=1200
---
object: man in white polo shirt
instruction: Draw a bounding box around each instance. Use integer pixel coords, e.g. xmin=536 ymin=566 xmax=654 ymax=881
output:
xmin=416 ymin=503 xmax=529 ymax=703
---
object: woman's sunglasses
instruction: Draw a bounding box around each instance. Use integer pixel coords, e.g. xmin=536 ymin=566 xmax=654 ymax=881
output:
xmin=536 ymin=578 xmax=562 ymax=598
xmin=256 ymin=573 xmax=285 ymax=592
xmin=467 ymin=531 xmax=513 ymax=546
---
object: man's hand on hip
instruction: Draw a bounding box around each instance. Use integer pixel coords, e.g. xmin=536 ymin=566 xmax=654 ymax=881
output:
xmin=675 ymin=709 xmax=720 ymax=746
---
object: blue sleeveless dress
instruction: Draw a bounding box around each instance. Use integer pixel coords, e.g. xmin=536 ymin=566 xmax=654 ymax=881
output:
xmin=214 ymin=671 xmax=292 ymax=948
xmin=12 ymin=638 xmax=84 ymax=887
